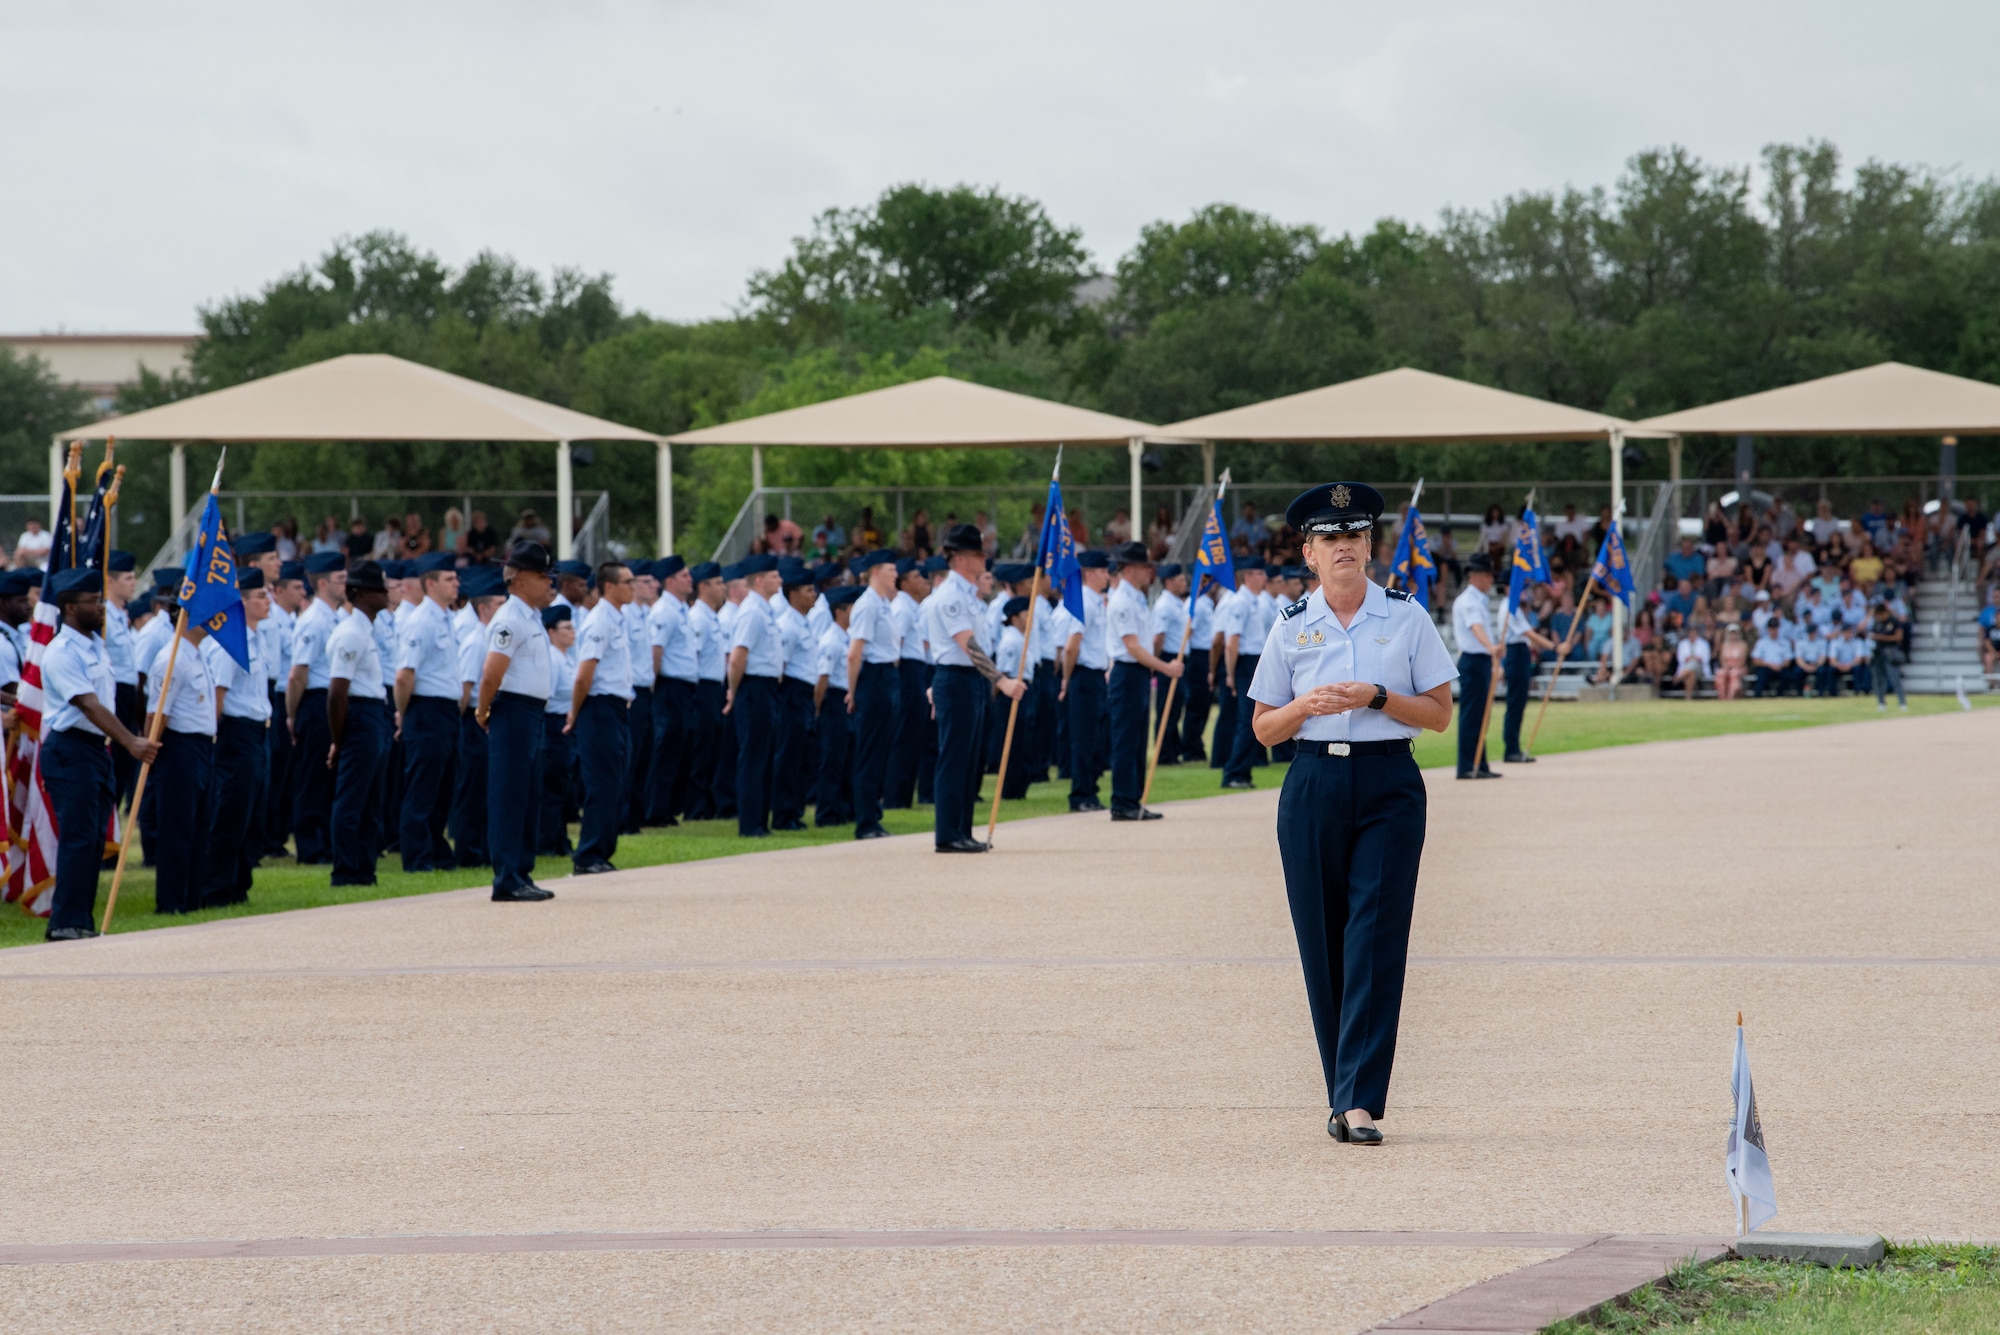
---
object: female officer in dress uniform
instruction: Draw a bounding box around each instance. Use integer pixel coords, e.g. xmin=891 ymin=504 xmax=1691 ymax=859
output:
xmin=1245 ymin=483 xmax=1457 ymax=1145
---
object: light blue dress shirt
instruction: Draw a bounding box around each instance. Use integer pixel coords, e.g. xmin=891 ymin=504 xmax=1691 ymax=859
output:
xmin=998 ymin=624 xmax=1035 ymax=684
xmin=42 ymin=624 xmax=116 ymax=735
xmin=1074 ymin=586 xmax=1109 ymax=671
xmin=1451 ymin=584 xmax=1496 ymax=658
xmin=817 ymin=623 xmax=851 ymax=689
xmin=395 ymin=597 xmax=462 ymax=701
xmin=328 ymin=611 xmax=386 ymax=699
xmin=650 ymin=594 xmax=698 ymax=683
xmin=133 ymin=611 xmax=175 ymax=687
xmin=924 ymin=571 xmax=985 ymax=667
xmin=894 ymin=590 xmax=927 ymax=661
xmin=546 ymin=640 xmax=579 ymax=715
xmin=577 ymin=600 xmax=635 ymax=700
xmin=486 ymin=595 xmax=553 ymax=700
xmin=1149 ymin=588 xmax=1187 ymax=652
xmin=778 ymin=601 xmax=820 ymax=683
xmin=204 ymin=628 xmax=271 ymax=722
xmin=1247 ymin=584 xmax=1458 ymax=742
xmin=103 ymin=600 xmax=138 ymax=686
xmin=147 ymin=634 xmax=218 ymax=736
xmin=1105 ymin=580 xmax=1149 ymax=664
xmin=291 ymin=597 xmax=343 ymax=689
xmin=849 ymin=587 xmax=901 ymax=665
xmin=730 ymin=593 xmax=783 ymax=678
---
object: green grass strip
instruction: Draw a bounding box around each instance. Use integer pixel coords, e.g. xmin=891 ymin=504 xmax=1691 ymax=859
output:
xmin=6 ymin=694 xmax=1992 ymax=950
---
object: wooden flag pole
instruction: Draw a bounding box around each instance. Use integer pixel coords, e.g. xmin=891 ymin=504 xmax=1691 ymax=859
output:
xmin=1472 ymin=490 xmax=1535 ymax=773
xmin=985 ymin=565 xmax=1044 ymax=846
xmin=1524 ymin=575 xmax=1600 ymax=754
xmin=103 ymin=448 xmax=223 ymax=934
xmin=101 ymin=607 xmax=188 ymax=933
xmin=1139 ymin=617 xmax=1193 ymax=807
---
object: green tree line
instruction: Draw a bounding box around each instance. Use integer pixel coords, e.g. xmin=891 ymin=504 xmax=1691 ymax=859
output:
xmin=7 ymin=140 xmax=1999 ymax=561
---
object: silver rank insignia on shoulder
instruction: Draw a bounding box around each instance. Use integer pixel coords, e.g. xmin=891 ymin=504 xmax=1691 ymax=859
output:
xmin=1311 ymin=629 xmax=1325 ymax=644
xmin=1296 ymin=631 xmax=1309 ymax=645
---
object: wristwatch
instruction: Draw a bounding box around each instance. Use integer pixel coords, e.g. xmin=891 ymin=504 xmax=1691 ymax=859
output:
xmin=1367 ymin=683 xmax=1388 ymax=711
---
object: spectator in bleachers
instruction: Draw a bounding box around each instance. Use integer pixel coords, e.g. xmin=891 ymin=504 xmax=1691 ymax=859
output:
xmin=1584 ymin=596 xmax=1615 ymax=683
xmin=1704 ymin=542 xmax=1738 ymax=600
xmin=1793 ymin=625 xmax=1829 ymax=694
xmin=1772 ymin=535 xmax=1814 ymax=597
xmin=1478 ymin=505 xmax=1509 ymax=563
xmin=1750 ymin=621 xmax=1794 ymax=697
xmin=1660 ymin=577 xmax=1696 ymax=621
xmin=1715 ymin=624 xmax=1749 ymax=700
xmin=11 ymin=518 xmax=53 ymax=569
xmin=1831 ymin=623 xmax=1870 ymax=695
xmin=1229 ymin=502 xmax=1260 ymax=555
xmin=1664 ymin=535 xmax=1706 ymax=588
xmin=1981 ymin=587 xmax=2000 ymax=678
xmin=1672 ymin=625 xmax=1712 ymax=700
xmin=1808 ymin=498 xmax=1842 ymax=547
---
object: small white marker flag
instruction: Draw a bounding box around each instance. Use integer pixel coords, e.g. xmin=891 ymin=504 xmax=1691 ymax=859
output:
xmin=1726 ymin=1021 xmax=1777 ymax=1233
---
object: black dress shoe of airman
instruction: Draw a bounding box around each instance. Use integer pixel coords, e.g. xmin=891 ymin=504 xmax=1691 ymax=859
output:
xmin=1111 ymin=807 xmax=1163 ymax=821
xmin=1330 ymin=1112 xmax=1384 ymax=1145
xmin=774 ymin=820 xmax=809 ymax=833
xmin=856 ymin=827 xmax=892 ymax=840
xmin=1068 ymin=798 xmax=1106 ymax=813
xmin=935 ymin=838 xmax=988 ymax=853
xmin=1504 ymin=752 xmax=1536 ymax=763
xmin=1220 ymin=779 xmax=1254 ymax=790
xmin=573 ymin=860 xmax=617 ymax=875
xmin=44 ymin=926 xmax=99 ymax=942
xmin=492 ymin=883 xmax=555 ymax=902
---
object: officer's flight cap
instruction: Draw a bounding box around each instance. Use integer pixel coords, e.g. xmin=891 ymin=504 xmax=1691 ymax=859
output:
xmin=416 ymin=552 xmax=457 ymax=575
xmin=1157 ymin=562 xmax=1184 ymax=581
xmin=553 ymin=558 xmax=591 ymax=584
xmin=1286 ymin=482 xmax=1385 ymax=536
xmin=233 ymin=532 xmax=277 ymax=557
xmin=278 ymin=559 xmax=305 ymax=584
xmin=690 ymin=561 xmax=722 ymax=584
xmin=941 ymin=523 xmax=984 ymax=555
xmin=992 ymin=562 xmax=1033 ymax=585
xmin=107 ymin=549 xmax=136 ymax=573
xmin=1076 ymin=549 xmax=1109 ymax=569
xmin=50 ymin=567 xmax=102 ymax=602
xmin=1002 ymin=595 xmax=1031 ymax=620
xmin=463 ymin=566 xmax=507 ymax=599
xmin=504 ymin=540 xmax=552 ymax=575
xmin=857 ymin=549 xmax=898 ymax=571
xmin=922 ymin=555 xmax=949 ymax=574
xmin=655 ymin=554 xmax=687 ymax=580
xmin=896 ymin=557 xmax=919 ymax=579
xmin=346 ymin=560 xmax=389 ymax=594
xmin=740 ymin=553 xmax=779 ymax=576
xmin=779 ymin=558 xmax=814 ymax=590
xmin=825 ymin=585 xmax=864 ymax=608
xmin=237 ymin=568 xmax=266 ymax=591
xmin=1465 ymin=551 xmax=1495 ymax=575
xmin=541 ymin=605 xmax=572 ymax=629
xmin=302 ymin=551 xmax=345 ymax=577
xmin=0 ymin=570 xmax=37 ymax=598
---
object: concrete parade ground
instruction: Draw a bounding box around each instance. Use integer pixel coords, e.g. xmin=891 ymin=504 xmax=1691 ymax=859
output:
xmin=2 ymin=710 xmax=1996 ymax=1332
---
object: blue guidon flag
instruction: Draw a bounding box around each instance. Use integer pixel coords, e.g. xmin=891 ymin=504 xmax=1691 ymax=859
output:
xmin=179 ymin=493 xmax=251 ymax=669
xmin=1507 ymin=503 xmax=1550 ymax=615
xmin=1389 ymin=498 xmax=1435 ymax=609
xmin=1036 ymin=473 xmax=1084 ymax=621
xmin=1591 ymin=519 xmax=1635 ymax=608
xmin=1194 ymin=489 xmax=1236 ymax=596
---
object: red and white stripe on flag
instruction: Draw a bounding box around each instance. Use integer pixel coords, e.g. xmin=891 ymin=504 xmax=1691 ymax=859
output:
xmin=5 ymin=599 xmax=62 ymax=915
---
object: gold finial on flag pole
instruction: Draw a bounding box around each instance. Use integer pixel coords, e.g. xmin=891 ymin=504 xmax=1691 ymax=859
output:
xmin=1737 ymin=1011 xmax=1743 ymax=1027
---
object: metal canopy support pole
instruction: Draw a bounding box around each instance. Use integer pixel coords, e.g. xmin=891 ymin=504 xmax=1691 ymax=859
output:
xmin=556 ymin=440 xmax=575 ymax=558
xmin=751 ymin=445 xmax=765 ymax=536
xmin=1201 ymin=441 xmax=1215 ymax=488
xmin=1128 ymin=438 xmax=1143 ymax=544
xmin=1609 ymin=430 xmax=1625 ymax=700
xmin=1668 ymin=434 xmax=1683 ymax=523
xmin=657 ymin=441 xmax=674 ymax=556
xmin=48 ymin=437 xmax=62 ymax=524
xmin=1941 ymin=435 xmax=1960 ymax=503
xmin=169 ymin=443 xmax=188 ymax=532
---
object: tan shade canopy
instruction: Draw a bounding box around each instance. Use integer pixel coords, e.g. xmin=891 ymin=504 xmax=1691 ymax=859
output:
xmin=1163 ymin=367 xmax=1637 ymax=442
xmin=667 ymin=375 xmax=1167 ymax=448
xmin=57 ymin=352 xmax=662 ymax=443
xmin=1637 ymin=362 xmax=2000 ymax=436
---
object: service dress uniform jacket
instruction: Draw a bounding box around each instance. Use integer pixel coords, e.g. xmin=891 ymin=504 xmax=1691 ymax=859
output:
xmin=1248 ymin=582 xmax=1457 ymax=1121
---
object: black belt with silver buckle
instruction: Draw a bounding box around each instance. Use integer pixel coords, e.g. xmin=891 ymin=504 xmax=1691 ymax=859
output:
xmin=1298 ymin=739 xmax=1412 ymax=758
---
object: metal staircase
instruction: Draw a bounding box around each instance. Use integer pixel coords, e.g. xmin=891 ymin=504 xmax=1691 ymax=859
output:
xmin=1905 ymin=533 xmax=1988 ymax=695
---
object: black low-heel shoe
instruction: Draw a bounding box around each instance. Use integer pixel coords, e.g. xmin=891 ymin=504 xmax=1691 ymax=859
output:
xmin=1329 ymin=1112 xmax=1384 ymax=1145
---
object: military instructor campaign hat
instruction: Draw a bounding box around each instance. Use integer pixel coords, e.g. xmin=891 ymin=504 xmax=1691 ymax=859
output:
xmin=1108 ymin=541 xmax=1151 ymax=570
xmin=1286 ymin=481 xmax=1385 ymax=535
xmin=504 ymin=540 xmax=552 ymax=574
xmin=345 ymin=560 xmax=389 ymax=594
xmin=152 ymin=567 xmax=184 ymax=592
xmin=1465 ymin=551 xmax=1495 ymax=575
xmin=940 ymin=523 xmax=985 ymax=555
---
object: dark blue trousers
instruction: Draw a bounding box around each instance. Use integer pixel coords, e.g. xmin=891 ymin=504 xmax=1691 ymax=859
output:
xmin=1456 ymin=653 xmax=1493 ymax=775
xmin=886 ymin=659 xmax=928 ymax=808
xmin=263 ymin=686 xmax=293 ymax=857
xmin=399 ymin=697 xmax=457 ymax=871
xmin=290 ymin=688 xmax=333 ymax=863
xmin=538 ymin=712 xmax=574 ymax=856
xmin=1502 ymin=643 xmax=1533 ymax=757
xmin=711 ymin=678 xmax=739 ymax=820
xmin=771 ymin=678 xmax=816 ymax=828
xmin=380 ymin=689 xmax=404 ymax=855
xmin=1275 ymin=748 xmax=1427 ymax=1118
xmin=1033 ymin=667 xmax=1059 ymax=781
xmin=330 ymin=699 xmax=389 ymax=886
xmin=110 ymin=681 xmax=142 ymax=815
xmin=814 ymin=686 xmax=853 ymax=825
xmin=1210 ymin=677 xmax=1236 ymax=772
xmin=450 ymin=708 xmax=489 ymax=866
xmin=915 ymin=663 xmax=938 ymax=805
xmin=486 ymin=691 xmax=546 ymax=894
xmin=686 ymin=679 xmax=724 ymax=820
xmin=201 ymin=715 xmax=266 ymax=906
xmin=1066 ymin=666 xmax=1106 ymax=808
xmin=1108 ymin=661 xmax=1151 ymax=813
xmin=44 ymin=728 xmax=114 ymax=933
xmin=623 ymin=684 xmax=652 ymax=834
xmin=931 ymin=665 xmax=985 ymax=845
xmin=574 ymin=694 xmax=630 ymax=866
xmin=1180 ymin=648 xmax=1212 ymax=761
xmin=851 ymin=662 xmax=900 ymax=836
xmin=153 ymin=729 xmax=215 ymax=913
xmin=1223 ymin=654 xmax=1265 ymax=784
xmin=650 ymin=677 xmax=694 ymax=823
xmin=1153 ymin=652 xmax=1186 ymax=766
xmin=733 ymin=675 xmax=779 ymax=836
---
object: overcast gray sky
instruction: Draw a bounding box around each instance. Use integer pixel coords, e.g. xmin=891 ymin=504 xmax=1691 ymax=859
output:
xmin=7 ymin=0 xmax=1999 ymax=332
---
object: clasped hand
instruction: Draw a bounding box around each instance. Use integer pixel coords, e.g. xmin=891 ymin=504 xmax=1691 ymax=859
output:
xmin=1299 ymin=681 xmax=1376 ymax=715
